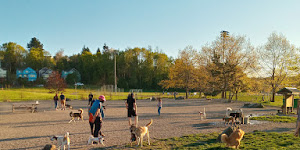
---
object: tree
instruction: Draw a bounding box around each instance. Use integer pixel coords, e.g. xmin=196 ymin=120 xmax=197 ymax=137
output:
xmin=27 ymin=37 xmax=44 ymax=50
xmin=45 ymin=71 xmax=67 ymax=93
xmin=0 ymin=42 xmax=27 ymax=73
xmin=201 ymin=32 xmax=256 ymax=99
xmin=257 ymin=32 xmax=295 ymax=102
xmin=160 ymin=46 xmax=199 ymax=99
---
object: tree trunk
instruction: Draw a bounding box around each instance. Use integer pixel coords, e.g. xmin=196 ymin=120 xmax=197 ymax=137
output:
xmin=186 ymin=89 xmax=189 ymax=99
xmin=271 ymin=88 xmax=275 ymax=102
xmin=235 ymin=90 xmax=238 ymax=101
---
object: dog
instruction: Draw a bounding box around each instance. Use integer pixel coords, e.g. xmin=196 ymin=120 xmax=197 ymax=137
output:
xmin=69 ymin=108 xmax=83 ymax=123
xmin=65 ymin=104 xmax=72 ymax=109
xmin=130 ymin=119 xmax=153 ymax=147
xmin=198 ymin=107 xmax=206 ymax=120
xmin=221 ymin=128 xmax=245 ymax=149
xmin=223 ymin=116 xmax=235 ymax=126
xmin=50 ymin=132 xmax=70 ymax=150
xmin=87 ymin=135 xmax=105 ymax=146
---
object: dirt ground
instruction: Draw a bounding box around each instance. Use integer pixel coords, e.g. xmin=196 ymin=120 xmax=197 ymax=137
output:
xmin=0 ymin=98 xmax=295 ymax=150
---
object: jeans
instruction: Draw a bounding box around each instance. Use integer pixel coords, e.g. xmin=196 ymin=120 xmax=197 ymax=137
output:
xmin=54 ymin=101 xmax=58 ymax=109
xmin=158 ymin=107 xmax=161 ymax=115
xmin=89 ymin=122 xmax=94 ymax=135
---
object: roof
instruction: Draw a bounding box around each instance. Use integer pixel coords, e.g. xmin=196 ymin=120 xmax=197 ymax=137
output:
xmin=276 ymin=87 xmax=300 ymax=95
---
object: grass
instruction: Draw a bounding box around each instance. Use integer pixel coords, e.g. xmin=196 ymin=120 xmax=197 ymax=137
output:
xmin=111 ymin=132 xmax=300 ymax=150
xmin=0 ymin=88 xmax=174 ymax=102
xmin=250 ymin=115 xmax=297 ymax=123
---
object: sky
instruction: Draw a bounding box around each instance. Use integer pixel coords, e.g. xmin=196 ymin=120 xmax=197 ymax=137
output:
xmin=1 ymin=0 xmax=300 ymax=58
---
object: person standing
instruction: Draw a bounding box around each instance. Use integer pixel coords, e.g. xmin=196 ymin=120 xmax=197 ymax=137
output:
xmin=88 ymin=92 xmax=93 ymax=105
xmin=295 ymin=103 xmax=300 ymax=136
xmin=88 ymin=99 xmax=95 ymax=135
xmin=157 ymin=98 xmax=162 ymax=116
xmin=90 ymin=95 xmax=105 ymax=138
xmin=60 ymin=92 xmax=66 ymax=110
xmin=53 ymin=93 xmax=59 ymax=110
xmin=125 ymin=93 xmax=138 ymax=126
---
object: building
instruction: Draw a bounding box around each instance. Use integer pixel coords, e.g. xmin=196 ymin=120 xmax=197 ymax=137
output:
xmin=61 ymin=68 xmax=81 ymax=80
xmin=16 ymin=67 xmax=37 ymax=81
xmin=39 ymin=67 xmax=52 ymax=80
xmin=0 ymin=61 xmax=7 ymax=79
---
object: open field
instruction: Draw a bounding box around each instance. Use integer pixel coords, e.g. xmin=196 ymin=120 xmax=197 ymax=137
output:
xmin=0 ymin=88 xmax=291 ymax=108
xmin=0 ymin=98 xmax=296 ymax=150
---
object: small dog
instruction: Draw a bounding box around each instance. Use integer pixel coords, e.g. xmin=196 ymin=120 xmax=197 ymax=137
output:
xmin=50 ymin=132 xmax=70 ymax=150
xmin=69 ymin=109 xmax=83 ymax=123
xmin=87 ymin=135 xmax=105 ymax=146
xmin=65 ymin=104 xmax=72 ymax=109
xmin=130 ymin=119 xmax=153 ymax=147
xmin=198 ymin=107 xmax=206 ymax=120
xmin=223 ymin=116 xmax=235 ymax=126
xmin=221 ymin=128 xmax=245 ymax=149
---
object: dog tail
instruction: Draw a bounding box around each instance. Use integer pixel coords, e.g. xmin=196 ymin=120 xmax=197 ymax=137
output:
xmin=78 ymin=108 xmax=83 ymax=114
xmin=146 ymin=119 xmax=153 ymax=127
xmin=69 ymin=112 xmax=73 ymax=117
xmin=221 ymin=134 xmax=229 ymax=143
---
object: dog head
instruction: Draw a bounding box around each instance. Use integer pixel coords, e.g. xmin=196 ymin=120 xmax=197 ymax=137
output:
xmin=78 ymin=108 xmax=83 ymax=113
xmin=130 ymin=124 xmax=137 ymax=133
xmin=232 ymin=128 xmax=245 ymax=141
xmin=50 ymin=136 xmax=58 ymax=141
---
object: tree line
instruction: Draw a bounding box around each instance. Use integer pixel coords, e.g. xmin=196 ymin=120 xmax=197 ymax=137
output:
xmin=1 ymin=32 xmax=299 ymax=102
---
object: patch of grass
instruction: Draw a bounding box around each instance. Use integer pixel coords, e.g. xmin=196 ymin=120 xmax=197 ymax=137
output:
xmin=250 ymin=115 xmax=297 ymax=123
xmin=0 ymin=88 xmax=174 ymax=102
xmin=111 ymin=132 xmax=300 ymax=150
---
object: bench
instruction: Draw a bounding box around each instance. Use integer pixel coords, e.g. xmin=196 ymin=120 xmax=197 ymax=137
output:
xmin=12 ymin=103 xmax=39 ymax=113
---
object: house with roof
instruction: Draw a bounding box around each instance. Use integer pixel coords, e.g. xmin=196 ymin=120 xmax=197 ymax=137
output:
xmin=39 ymin=67 xmax=52 ymax=80
xmin=16 ymin=67 xmax=37 ymax=81
xmin=62 ymin=68 xmax=81 ymax=81
xmin=0 ymin=61 xmax=7 ymax=79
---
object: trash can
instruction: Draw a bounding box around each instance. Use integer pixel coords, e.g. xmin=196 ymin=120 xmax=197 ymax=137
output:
xmin=294 ymin=99 xmax=299 ymax=108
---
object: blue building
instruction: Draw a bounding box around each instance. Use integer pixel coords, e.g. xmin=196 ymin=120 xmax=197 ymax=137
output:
xmin=16 ymin=67 xmax=37 ymax=81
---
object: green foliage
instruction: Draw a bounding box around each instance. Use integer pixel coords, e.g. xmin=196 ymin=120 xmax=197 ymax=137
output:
xmin=250 ymin=115 xmax=297 ymax=123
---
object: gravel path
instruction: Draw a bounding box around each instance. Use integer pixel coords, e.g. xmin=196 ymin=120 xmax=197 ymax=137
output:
xmin=0 ymin=98 xmax=295 ymax=150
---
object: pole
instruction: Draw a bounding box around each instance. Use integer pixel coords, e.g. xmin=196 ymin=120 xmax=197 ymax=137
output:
xmin=114 ymin=52 xmax=117 ymax=93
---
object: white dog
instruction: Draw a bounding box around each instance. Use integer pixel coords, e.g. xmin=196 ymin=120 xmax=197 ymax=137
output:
xmin=199 ymin=107 xmax=206 ymax=120
xmin=50 ymin=132 xmax=70 ymax=150
xmin=87 ymin=135 xmax=105 ymax=146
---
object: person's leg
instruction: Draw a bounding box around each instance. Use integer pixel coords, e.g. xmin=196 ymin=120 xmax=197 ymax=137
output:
xmin=135 ymin=116 xmax=138 ymax=126
xmin=158 ymin=107 xmax=161 ymax=115
xmin=128 ymin=117 xmax=132 ymax=126
xmin=94 ymin=117 xmax=100 ymax=137
xmin=89 ymin=122 xmax=94 ymax=135
xmin=54 ymin=101 xmax=57 ymax=110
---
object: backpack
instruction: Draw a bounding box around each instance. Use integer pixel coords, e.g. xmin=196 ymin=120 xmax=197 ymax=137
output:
xmin=89 ymin=100 xmax=101 ymax=115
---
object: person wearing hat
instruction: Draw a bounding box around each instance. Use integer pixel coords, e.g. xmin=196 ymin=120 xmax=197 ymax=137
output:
xmin=90 ymin=95 xmax=106 ymax=138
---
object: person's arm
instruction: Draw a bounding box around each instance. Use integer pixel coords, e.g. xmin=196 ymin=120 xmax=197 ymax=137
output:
xmin=134 ymin=102 xmax=137 ymax=114
xmin=125 ymin=100 xmax=128 ymax=109
xmin=92 ymin=108 xmax=100 ymax=123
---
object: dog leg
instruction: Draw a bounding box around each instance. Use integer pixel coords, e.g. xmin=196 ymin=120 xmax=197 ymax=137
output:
xmin=140 ymin=136 xmax=143 ymax=147
xmin=147 ymin=131 xmax=150 ymax=145
xmin=68 ymin=118 xmax=74 ymax=123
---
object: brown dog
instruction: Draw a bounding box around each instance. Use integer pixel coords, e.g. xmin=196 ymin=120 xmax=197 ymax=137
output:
xmin=221 ymin=128 xmax=245 ymax=149
xmin=130 ymin=119 xmax=153 ymax=147
xmin=223 ymin=117 xmax=235 ymax=126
